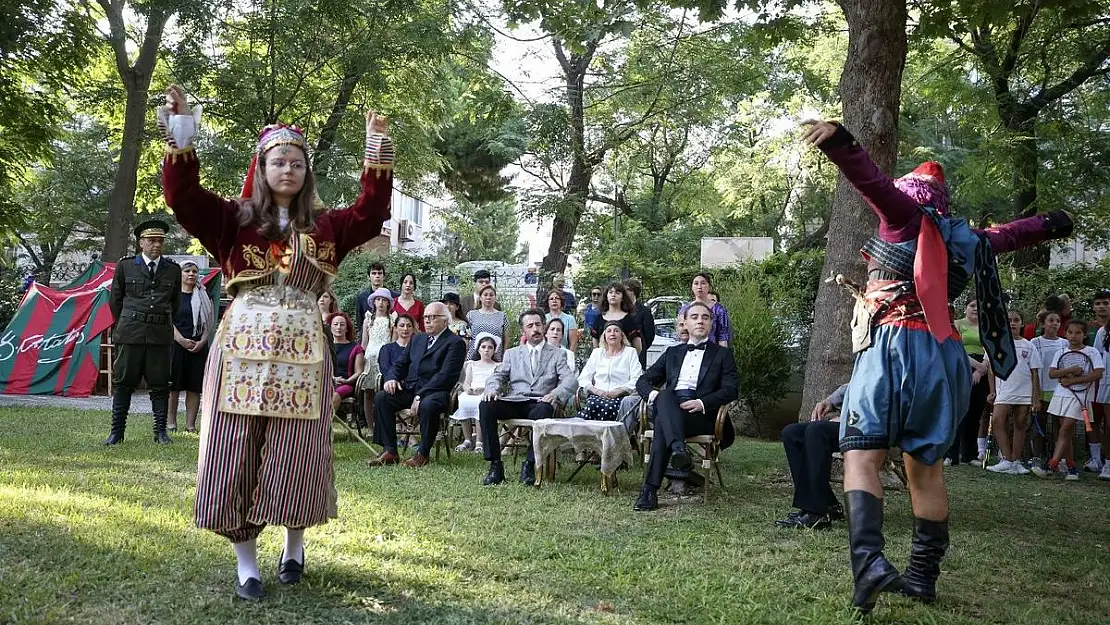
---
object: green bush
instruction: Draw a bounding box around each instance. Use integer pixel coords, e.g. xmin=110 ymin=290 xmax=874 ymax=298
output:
xmin=1000 ymin=258 xmax=1110 ymax=324
xmin=0 ymin=271 xmax=25 ymax=332
xmin=331 ymin=249 xmax=456 ymax=319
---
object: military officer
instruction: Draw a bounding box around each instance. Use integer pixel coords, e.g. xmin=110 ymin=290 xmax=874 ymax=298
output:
xmin=104 ymin=219 xmax=182 ymax=445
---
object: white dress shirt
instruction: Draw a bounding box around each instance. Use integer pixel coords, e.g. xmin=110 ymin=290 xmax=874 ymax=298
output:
xmin=648 ymin=339 xmax=709 ymax=412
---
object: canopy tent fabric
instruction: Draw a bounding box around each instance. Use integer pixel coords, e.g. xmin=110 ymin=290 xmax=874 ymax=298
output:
xmin=0 ymin=260 xmax=220 ymax=397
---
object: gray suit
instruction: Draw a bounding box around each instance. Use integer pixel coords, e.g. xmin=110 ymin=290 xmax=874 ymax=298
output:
xmin=480 ymin=342 xmax=578 ymax=462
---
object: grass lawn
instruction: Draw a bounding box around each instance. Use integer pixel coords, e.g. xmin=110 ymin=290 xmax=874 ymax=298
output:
xmin=2 ymin=407 xmax=1109 ymax=624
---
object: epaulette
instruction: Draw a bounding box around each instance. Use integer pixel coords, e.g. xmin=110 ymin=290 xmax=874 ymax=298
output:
xmin=162 ymin=257 xmax=179 ymax=265
xmin=118 ymin=256 xmax=136 ymax=262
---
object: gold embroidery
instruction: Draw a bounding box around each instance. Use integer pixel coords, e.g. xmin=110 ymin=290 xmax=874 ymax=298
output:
xmin=242 ymin=244 xmax=267 ymax=270
xmin=318 ymin=241 xmax=336 ymax=263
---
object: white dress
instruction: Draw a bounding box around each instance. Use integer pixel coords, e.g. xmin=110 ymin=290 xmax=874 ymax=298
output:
xmin=450 ymin=360 xmax=500 ymax=421
xmin=360 ymin=314 xmax=395 ymax=385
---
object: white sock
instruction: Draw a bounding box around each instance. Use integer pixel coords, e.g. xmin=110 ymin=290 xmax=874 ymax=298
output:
xmin=233 ymin=539 xmax=260 ymax=585
xmin=283 ymin=527 xmax=304 ymax=564
xmin=977 ymin=437 xmax=988 ymax=456
xmin=1090 ymin=443 xmax=1102 ymax=463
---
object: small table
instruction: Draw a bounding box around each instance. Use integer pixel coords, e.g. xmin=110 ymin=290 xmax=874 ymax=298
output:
xmin=531 ymin=418 xmax=633 ymax=494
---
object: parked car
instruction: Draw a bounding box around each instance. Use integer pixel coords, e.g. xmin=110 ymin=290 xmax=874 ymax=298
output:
xmin=645 ymin=296 xmax=686 ymax=367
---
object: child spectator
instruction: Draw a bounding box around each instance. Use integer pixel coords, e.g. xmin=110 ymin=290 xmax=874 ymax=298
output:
xmin=1030 ymin=311 xmax=1068 ymax=466
xmin=986 ymin=311 xmax=1041 ymax=475
xmin=451 ymin=333 xmax=501 ymax=453
xmin=1093 ymin=313 xmax=1110 ymax=479
xmin=1032 ymin=320 xmax=1104 ymax=480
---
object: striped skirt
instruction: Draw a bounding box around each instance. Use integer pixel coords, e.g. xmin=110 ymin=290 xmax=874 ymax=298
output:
xmin=194 ymin=296 xmax=337 ymax=543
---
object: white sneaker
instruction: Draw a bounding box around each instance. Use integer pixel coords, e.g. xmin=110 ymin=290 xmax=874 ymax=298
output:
xmin=1099 ymin=463 xmax=1110 ymax=481
xmin=455 ymin=440 xmax=473 ymax=452
xmin=942 ymin=458 xmax=952 ymax=467
xmin=1030 ymin=464 xmax=1055 ymax=479
xmin=987 ymin=459 xmax=1014 ymax=473
xmin=1084 ymin=458 xmax=1103 ymax=473
xmin=1009 ymin=461 xmax=1031 ymax=475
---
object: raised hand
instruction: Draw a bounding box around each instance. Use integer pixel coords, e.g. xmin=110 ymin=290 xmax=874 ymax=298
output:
xmin=801 ymin=119 xmax=838 ymax=146
xmin=164 ymin=84 xmax=190 ymax=116
xmin=366 ymin=110 xmax=389 ymax=136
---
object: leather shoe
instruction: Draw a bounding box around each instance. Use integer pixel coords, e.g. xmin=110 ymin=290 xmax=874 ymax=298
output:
xmin=774 ymin=510 xmax=831 ymax=530
xmin=103 ymin=432 xmax=124 ymax=446
xmin=278 ymin=550 xmax=304 ymax=585
xmin=828 ymin=502 xmax=845 ymax=522
xmin=633 ymin=486 xmax=658 ymax=511
xmin=236 ymin=577 xmax=265 ymax=600
xmin=366 ymin=450 xmax=400 ymax=467
xmin=154 ymin=431 xmax=173 ymax=445
xmin=670 ymin=447 xmax=692 ymax=471
xmin=483 ymin=461 xmax=505 ymax=485
xmin=520 ymin=460 xmax=536 ymax=486
xmin=404 ymin=454 xmax=429 ymax=468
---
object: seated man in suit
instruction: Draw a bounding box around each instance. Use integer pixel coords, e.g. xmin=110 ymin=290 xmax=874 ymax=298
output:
xmin=775 ymin=383 xmax=848 ymax=529
xmin=634 ymin=301 xmax=739 ymax=511
xmin=480 ymin=309 xmax=578 ymax=486
xmin=368 ymin=302 xmax=466 ymax=468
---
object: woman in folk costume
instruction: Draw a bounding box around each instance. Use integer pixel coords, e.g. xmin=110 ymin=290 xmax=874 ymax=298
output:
xmin=158 ymin=84 xmax=394 ymax=601
xmin=802 ymin=119 xmax=1073 ymax=614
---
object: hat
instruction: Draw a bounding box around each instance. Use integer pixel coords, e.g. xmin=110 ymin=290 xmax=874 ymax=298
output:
xmin=134 ymin=219 xmax=170 ymax=240
xmin=180 ymin=260 xmax=200 ymax=270
xmin=442 ymin=292 xmax=461 ymax=307
xmin=474 ymin=331 xmax=501 ymax=351
xmin=894 ymin=161 xmax=949 ymax=216
xmin=368 ymin=287 xmax=393 ymax=311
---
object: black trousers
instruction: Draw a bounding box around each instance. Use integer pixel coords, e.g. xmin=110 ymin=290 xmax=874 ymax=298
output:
xmin=112 ymin=343 xmax=172 ymax=421
xmin=372 ymin=389 xmax=449 ymax=455
xmin=479 ymin=399 xmax=555 ymax=463
xmin=947 ymin=353 xmax=989 ymax=463
xmin=781 ymin=420 xmax=841 ymax=515
xmin=645 ymin=390 xmax=715 ymax=488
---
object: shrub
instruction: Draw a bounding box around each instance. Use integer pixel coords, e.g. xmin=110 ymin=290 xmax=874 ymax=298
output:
xmin=0 ymin=270 xmax=26 ymax=332
xmin=1000 ymin=259 xmax=1110 ymax=324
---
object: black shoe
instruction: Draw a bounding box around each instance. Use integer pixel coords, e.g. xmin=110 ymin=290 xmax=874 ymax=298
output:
xmin=278 ymin=550 xmax=304 ymax=585
xmin=520 ymin=460 xmax=536 ymax=486
xmin=900 ymin=516 xmax=949 ymax=604
xmin=774 ymin=510 xmax=831 ymax=530
xmin=828 ymin=502 xmax=845 ymax=522
xmin=483 ymin=461 xmax=505 ymax=486
xmin=236 ymin=577 xmax=265 ymax=601
xmin=670 ymin=444 xmax=692 ymax=471
xmin=845 ymin=491 xmax=903 ymax=614
xmin=103 ymin=432 xmax=124 ymax=446
xmin=633 ymin=486 xmax=658 ymax=511
xmin=154 ymin=431 xmax=173 ymax=445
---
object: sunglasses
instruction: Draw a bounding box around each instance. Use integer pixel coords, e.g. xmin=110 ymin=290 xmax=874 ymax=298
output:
xmin=590 ymin=292 xmax=601 ymax=297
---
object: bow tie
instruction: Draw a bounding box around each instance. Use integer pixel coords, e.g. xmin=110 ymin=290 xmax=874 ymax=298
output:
xmin=686 ymin=343 xmax=706 ymax=352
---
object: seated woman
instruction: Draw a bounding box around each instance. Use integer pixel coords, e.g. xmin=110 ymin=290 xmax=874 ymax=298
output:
xmin=451 ymin=332 xmax=501 ymax=453
xmin=378 ymin=313 xmax=416 ymax=381
xmin=545 ymin=317 xmax=577 ymax=373
xmin=329 ymin=312 xmax=365 ymax=415
xmin=577 ymin=321 xmax=643 ymax=434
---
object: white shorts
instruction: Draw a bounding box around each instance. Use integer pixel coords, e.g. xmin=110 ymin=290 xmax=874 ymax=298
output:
xmin=1096 ymin=381 xmax=1110 ymax=404
xmin=1048 ymin=390 xmax=1091 ymax=421
xmin=994 ymin=392 xmax=1032 ymax=406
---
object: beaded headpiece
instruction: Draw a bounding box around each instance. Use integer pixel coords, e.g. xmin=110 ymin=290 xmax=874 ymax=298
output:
xmin=241 ymin=123 xmax=309 ymax=199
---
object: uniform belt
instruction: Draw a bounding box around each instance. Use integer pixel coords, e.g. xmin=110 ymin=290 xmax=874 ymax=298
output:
xmin=126 ymin=310 xmax=168 ymax=324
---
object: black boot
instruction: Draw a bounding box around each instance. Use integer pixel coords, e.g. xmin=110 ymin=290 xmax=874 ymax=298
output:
xmin=901 ymin=517 xmax=949 ymax=604
xmin=152 ymin=393 xmax=173 ymax=445
xmin=845 ymin=490 xmax=902 ymax=614
xmin=520 ymin=460 xmax=536 ymax=486
xmin=103 ymin=390 xmax=130 ymax=445
xmin=483 ymin=461 xmax=505 ymax=486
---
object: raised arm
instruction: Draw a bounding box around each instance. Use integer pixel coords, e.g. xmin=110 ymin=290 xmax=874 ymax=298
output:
xmin=158 ymin=85 xmax=242 ymax=261
xmin=976 ymin=210 xmax=1074 ymax=254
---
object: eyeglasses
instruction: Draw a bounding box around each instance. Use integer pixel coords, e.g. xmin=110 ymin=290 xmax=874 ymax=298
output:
xmin=266 ymin=159 xmax=306 ymax=171
xmin=423 ymin=314 xmax=445 ymax=321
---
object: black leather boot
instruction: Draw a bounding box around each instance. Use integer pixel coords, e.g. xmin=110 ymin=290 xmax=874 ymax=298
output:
xmin=103 ymin=390 xmax=130 ymax=445
xmin=152 ymin=392 xmax=173 ymax=445
xmin=520 ymin=460 xmax=536 ymax=486
xmin=483 ymin=461 xmax=505 ymax=486
xmin=900 ymin=516 xmax=949 ymax=604
xmin=845 ymin=490 xmax=902 ymax=614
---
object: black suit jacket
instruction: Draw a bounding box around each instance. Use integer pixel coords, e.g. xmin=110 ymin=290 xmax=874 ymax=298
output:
xmin=637 ymin=342 xmax=739 ymax=443
xmin=387 ymin=330 xmax=466 ymax=398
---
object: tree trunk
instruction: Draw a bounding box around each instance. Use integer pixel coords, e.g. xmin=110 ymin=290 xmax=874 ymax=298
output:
xmin=1007 ymin=115 xmax=1049 ymax=268
xmin=798 ymin=0 xmax=908 ymax=421
xmin=312 ymin=65 xmax=366 ymax=171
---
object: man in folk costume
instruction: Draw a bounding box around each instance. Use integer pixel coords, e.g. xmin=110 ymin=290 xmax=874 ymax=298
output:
xmin=158 ymin=85 xmax=394 ymax=600
xmin=802 ymin=119 xmax=1074 ymax=613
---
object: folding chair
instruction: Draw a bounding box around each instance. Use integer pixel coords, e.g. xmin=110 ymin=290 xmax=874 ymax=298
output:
xmin=638 ymin=399 xmax=732 ymax=502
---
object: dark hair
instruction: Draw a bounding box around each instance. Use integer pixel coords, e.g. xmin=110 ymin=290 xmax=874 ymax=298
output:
xmin=693 ymin=271 xmax=714 ymax=289
xmin=546 ymin=290 xmax=565 ymax=306
xmin=399 ymin=272 xmax=417 ymax=291
xmin=395 ymin=313 xmax=416 ymax=328
xmin=1037 ymin=309 xmax=1061 ymax=325
xmin=442 ymin=292 xmax=461 ymax=307
xmin=238 ymin=145 xmax=318 ymax=241
xmin=708 ymin=290 xmax=720 ymax=299
xmin=318 ymin=290 xmax=338 ymax=314
xmin=1067 ymin=319 xmax=1088 ymax=333
xmin=546 ymin=316 xmax=565 ymax=333
xmin=478 ymin=284 xmax=497 ymax=298
xmin=519 ymin=307 xmax=546 ymax=328
xmin=326 ymin=311 xmax=355 ymax=342
xmin=686 ymin=301 xmax=714 ymax=318
xmin=1043 ymin=295 xmax=1065 ymax=312
xmin=473 ymin=335 xmax=499 ymax=361
xmin=366 ymin=261 xmax=386 ymax=277
xmin=1094 ymin=290 xmax=1110 ymax=303
xmin=600 ymin=281 xmax=633 ymax=314
xmin=1008 ymin=309 xmax=1023 ymax=322
xmin=624 ymin=278 xmax=642 ymax=298
xmin=474 ymin=269 xmax=491 ymax=280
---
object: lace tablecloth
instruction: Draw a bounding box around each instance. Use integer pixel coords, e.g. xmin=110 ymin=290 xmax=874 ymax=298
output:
xmin=531 ymin=418 xmax=633 ymax=481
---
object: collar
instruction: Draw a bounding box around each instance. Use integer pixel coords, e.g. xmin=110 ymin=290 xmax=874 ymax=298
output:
xmin=687 ymin=338 xmax=709 ymax=347
xmin=140 ymin=254 xmax=160 ymax=267
xmin=428 ymin=328 xmax=447 ymax=343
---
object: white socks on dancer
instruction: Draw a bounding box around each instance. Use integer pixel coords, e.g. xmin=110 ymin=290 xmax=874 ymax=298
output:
xmin=1090 ymin=443 xmax=1102 ymax=463
xmin=233 ymin=539 xmax=260 ymax=585
xmin=283 ymin=527 xmax=304 ymax=564
xmin=977 ymin=437 xmax=988 ymax=458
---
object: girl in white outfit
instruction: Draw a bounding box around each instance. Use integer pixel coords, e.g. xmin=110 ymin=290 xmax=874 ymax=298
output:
xmin=452 ymin=333 xmax=501 ymax=452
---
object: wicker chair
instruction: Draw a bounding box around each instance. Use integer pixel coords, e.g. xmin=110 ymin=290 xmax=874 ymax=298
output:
xmin=638 ymin=399 xmax=732 ymax=502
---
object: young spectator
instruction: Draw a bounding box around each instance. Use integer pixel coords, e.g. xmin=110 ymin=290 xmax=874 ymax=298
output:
xmin=329 ymin=312 xmax=365 ymax=415
xmin=1032 ymin=320 xmax=1104 ymax=480
xmin=442 ymin=292 xmax=471 ymax=340
xmin=466 ymin=285 xmax=508 ymax=360
xmin=577 ymin=321 xmax=643 ymax=434
xmin=985 ymin=311 xmax=1041 ymax=475
xmin=583 ymin=286 xmax=602 ymax=329
xmin=708 ymin=291 xmax=720 ymax=305
xmin=591 ymin=281 xmax=642 ymax=354
xmin=1030 ymin=311 xmax=1069 ymax=466
xmin=553 ymin=274 xmax=576 ymax=311
xmin=946 ymin=300 xmax=990 ymax=466
xmin=545 ymin=317 xmax=577 ymax=373
xmin=679 ymin=272 xmax=731 ymax=348
xmin=460 ymin=269 xmax=499 ymax=316
xmin=452 ymin=333 xmax=501 ymax=453
xmin=1021 ymin=294 xmax=1069 ymax=340
xmin=625 ymin=278 xmax=655 ymax=369
xmin=545 ymin=290 xmax=579 ymax=353
xmin=355 ymin=262 xmax=398 ymax=331
xmin=1093 ymin=314 xmax=1110 ymax=478
xmin=392 ymin=272 xmax=425 ymax=332
xmin=317 ymin=290 xmax=338 ymax=327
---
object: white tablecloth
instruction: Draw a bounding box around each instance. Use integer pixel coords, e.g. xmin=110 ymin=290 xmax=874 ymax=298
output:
xmin=531 ymin=418 xmax=633 ymax=478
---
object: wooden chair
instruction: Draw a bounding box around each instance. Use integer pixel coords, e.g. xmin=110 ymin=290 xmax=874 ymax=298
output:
xmin=638 ymin=399 xmax=732 ymax=503
xmin=99 ymin=337 xmax=115 ymax=396
xmin=395 ymin=387 xmax=458 ymax=462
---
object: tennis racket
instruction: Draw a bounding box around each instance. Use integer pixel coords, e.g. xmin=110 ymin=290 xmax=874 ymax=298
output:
xmin=1057 ymin=350 xmax=1094 ymax=433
